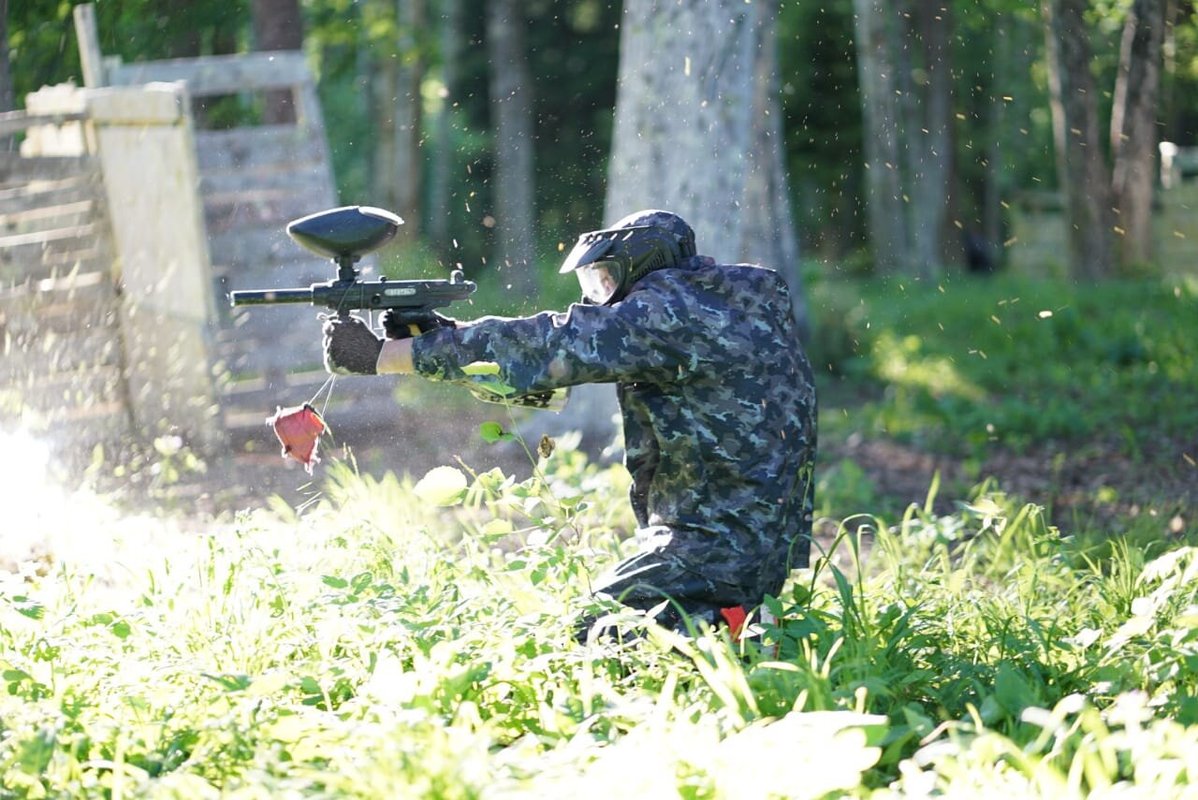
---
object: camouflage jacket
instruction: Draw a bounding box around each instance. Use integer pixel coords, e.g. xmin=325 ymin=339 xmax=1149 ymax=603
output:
xmin=412 ymin=255 xmax=817 ymax=617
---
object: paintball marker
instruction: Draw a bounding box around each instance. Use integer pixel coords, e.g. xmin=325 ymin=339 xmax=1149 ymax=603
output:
xmin=230 ymin=205 xmax=567 ymax=411
xmin=229 ymin=205 xmax=475 ymax=334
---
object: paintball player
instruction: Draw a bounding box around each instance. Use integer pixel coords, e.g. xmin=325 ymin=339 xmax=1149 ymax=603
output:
xmin=321 ymin=210 xmax=817 ymax=636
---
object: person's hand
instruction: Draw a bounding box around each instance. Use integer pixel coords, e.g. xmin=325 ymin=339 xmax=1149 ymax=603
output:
xmin=322 ymin=315 xmax=382 ymax=375
xmin=380 ymin=310 xmax=457 ymax=340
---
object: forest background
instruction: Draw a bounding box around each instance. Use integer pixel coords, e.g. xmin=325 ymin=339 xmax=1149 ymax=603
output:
xmin=4 ymin=0 xmax=1197 ymax=518
xmin=10 ymin=0 xmax=1198 ymax=299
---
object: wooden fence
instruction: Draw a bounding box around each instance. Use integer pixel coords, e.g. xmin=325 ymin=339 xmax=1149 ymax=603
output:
xmin=13 ymin=83 xmax=227 ymax=467
xmin=0 ymin=112 xmax=132 ymax=459
xmin=98 ymin=49 xmax=401 ymax=437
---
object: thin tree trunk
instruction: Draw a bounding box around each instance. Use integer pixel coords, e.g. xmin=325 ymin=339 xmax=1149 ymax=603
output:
xmin=252 ymin=0 xmax=304 ymax=124
xmin=487 ymin=0 xmax=536 ymax=293
xmin=901 ymin=1 xmax=952 ymax=280
xmin=429 ymin=0 xmax=462 ymax=258
xmin=395 ymin=0 xmax=425 ymax=241
xmin=1043 ymin=0 xmax=1115 ymax=279
xmin=0 ymin=0 xmax=12 ymax=151
xmin=740 ymin=0 xmax=808 ymax=339
xmin=374 ymin=38 xmax=399 ymax=210
xmin=982 ymin=16 xmax=1017 ymax=267
xmin=605 ymin=0 xmax=758 ymax=262
xmin=0 ymin=0 xmax=12 ymax=113
xmin=852 ymin=0 xmax=908 ymax=273
xmin=1111 ymin=0 xmax=1166 ymax=267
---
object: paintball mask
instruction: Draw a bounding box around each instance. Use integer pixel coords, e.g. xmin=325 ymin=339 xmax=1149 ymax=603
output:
xmin=559 ymin=210 xmax=696 ymax=305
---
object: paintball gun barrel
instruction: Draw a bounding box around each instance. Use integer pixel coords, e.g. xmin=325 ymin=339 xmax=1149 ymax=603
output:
xmin=229 ymin=206 xmax=476 ymax=327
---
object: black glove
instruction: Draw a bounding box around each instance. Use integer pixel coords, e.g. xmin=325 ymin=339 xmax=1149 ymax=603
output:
xmin=380 ymin=310 xmax=457 ymax=340
xmin=322 ymin=315 xmax=382 ymax=375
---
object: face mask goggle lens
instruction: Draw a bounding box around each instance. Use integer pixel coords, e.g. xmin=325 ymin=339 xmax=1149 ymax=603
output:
xmin=575 ymin=259 xmax=624 ymax=305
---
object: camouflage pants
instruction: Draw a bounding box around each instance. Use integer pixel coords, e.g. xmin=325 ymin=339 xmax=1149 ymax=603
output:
xmin=590 ymin=526 xmax=774 ymax=631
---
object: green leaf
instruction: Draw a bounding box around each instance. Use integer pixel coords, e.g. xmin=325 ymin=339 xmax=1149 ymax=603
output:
xmin=110 ymin=620 xmax=132 ymax=639
xmin=479 ymin=421 xmax=509 ymax=443
xmin=461 ymin=361 xmax=501 ymax=376
xmin=203 ymin=672 xmax=252 ymax=692
xmin=15 ymin=602 xmax=44 ymax=621
xmin=322 ymin=575 xmax=349 ymax=590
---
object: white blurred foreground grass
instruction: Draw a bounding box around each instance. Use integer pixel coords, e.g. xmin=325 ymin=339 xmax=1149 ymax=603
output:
xmin=3 ymin=432 xmax=1198 ymax=797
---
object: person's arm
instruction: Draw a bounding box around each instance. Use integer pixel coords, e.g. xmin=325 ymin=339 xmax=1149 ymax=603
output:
xmin=411 ymin=284 xmax=698 ymax=395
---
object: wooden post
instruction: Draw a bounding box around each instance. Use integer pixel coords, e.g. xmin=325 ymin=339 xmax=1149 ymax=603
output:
xmin=73 ymin=4 xmax=106 ymax=88
xmin=25 ymin=83 xmax=226 ymax=453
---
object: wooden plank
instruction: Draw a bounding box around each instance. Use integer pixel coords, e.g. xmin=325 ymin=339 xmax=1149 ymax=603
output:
xmin=203 ymin=194 xmax=324 ymax=235
xmin=213 ymin=255 xmax=330 ymax=291
xmin=194 ymin=125 xmax=327 ymax=171
xmin=0 ymin=280 xmax=119 ymax=336
xmin=0 ymin=326 xmax=122 ymax=375
xmin=5 ymin=248 xmax=111 ymax=281
xmin=0 ymin=221 xmax=97 ymax=248
xmin=106 ymin=51 xmax=311 ymax=96
xmin=0 ymin=266 xmax=111 ymax=300
xmin=199 ymin=167 xmax=332 ymax=200
xmin=0 ymin=199 xmax=96 ymax=229
xmin=207 ymin=226 xmax=311 ymax=267
xmin=0 ymin=174 xmax=97 ymax=206
xmin=0 ymin=233 xmax=105 ymax=282
xmin=3 ymin=363 xmax=126 ymax=410
xmin=73 ymin=4 xmax=105 ymax=88
xmin=0 ymin=154 xmax=98 ymax=183
xmin=0 ymin=110 xmax=88 ymax=138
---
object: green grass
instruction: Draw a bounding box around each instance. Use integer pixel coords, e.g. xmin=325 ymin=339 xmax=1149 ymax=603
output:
xmin=3 ymin=271 xmax=1197 ymax=796
xmin=4 ymin=445 xmax=1198 ymax=797
xmin=810 ymin=272 xmax=1198 ymax=456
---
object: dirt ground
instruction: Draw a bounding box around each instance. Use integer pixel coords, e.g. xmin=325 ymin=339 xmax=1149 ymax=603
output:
xmin=149 ymin=381 xmax=1194 ymax=544
xmin=825 ymin=430 xmax=1195 ymax=534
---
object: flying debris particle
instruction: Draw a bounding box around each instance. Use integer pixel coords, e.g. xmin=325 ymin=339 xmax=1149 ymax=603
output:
xmin=1038 ymin=310 xmax=1053 ymax=319
xmin=684 ymin=56 xmax=691 ymax=77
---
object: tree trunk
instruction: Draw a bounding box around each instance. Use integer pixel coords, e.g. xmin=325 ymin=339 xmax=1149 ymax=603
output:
xmin=1111 ymin=0 xmax=1166 ymax=268
xmin=740 ymin=0 xmax=808 ymax=339
xmin=1043 ymin=0 xmax=1115 ymax=279
xmin=899 ymin=0 xmax=953 ymax=280
xmin=605 ymin=0 xmax=758 ymax=263
xmin=487 ymin=0 xmax=536 ymax=293
xmin=252 ymin=0 xmax=304 ymax=124
xmin=851 ymin=0 xmax=909 ymax=273
xmin=0 ymin=0 xmax=12 ymax=152
xmin=0 ymin=0 xmax=12 ymax=113
xmin=429 ymin=0 xmax=462 ymax=258
xmin=551 ymin=0 xmax=798 ymax=453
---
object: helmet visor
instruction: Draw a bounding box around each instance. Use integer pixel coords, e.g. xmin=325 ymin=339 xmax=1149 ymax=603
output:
xmin=575 ymin=259 xmax=624 ymax=305
xmin=559 ymin=231 xmax=615 ymax=274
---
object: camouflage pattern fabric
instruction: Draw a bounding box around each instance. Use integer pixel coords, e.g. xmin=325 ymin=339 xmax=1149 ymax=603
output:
xmin=412 ymin=255 xmax=817 ymax=623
